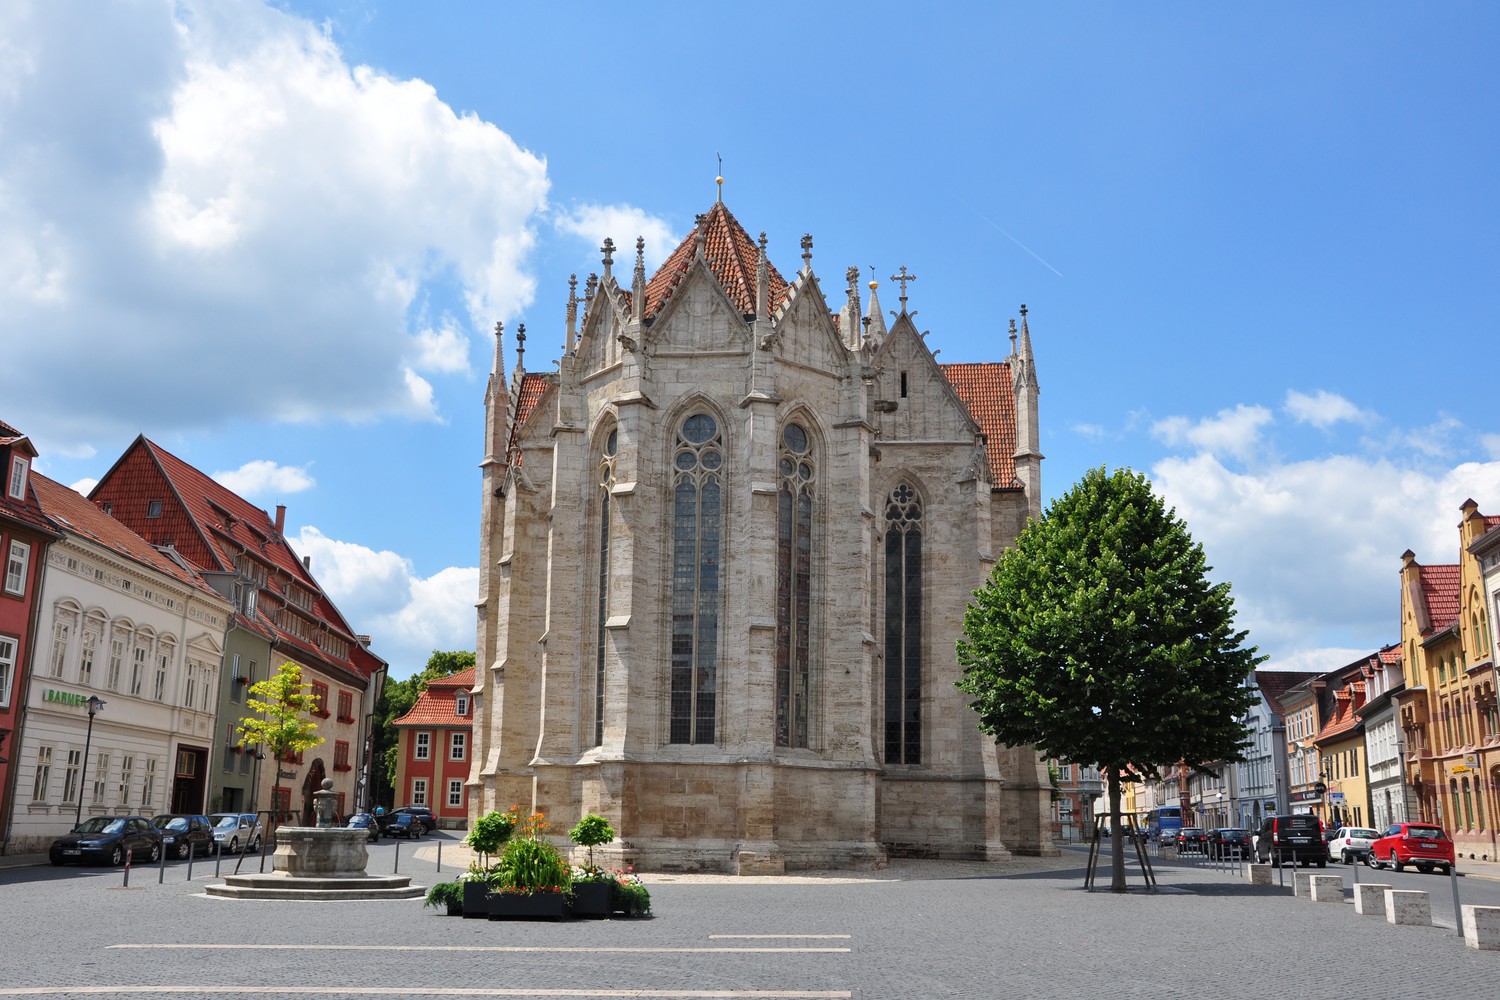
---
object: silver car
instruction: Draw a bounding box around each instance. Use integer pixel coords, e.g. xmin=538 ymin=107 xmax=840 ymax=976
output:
xmin=209 ymin=812 xmax=265 ymax=854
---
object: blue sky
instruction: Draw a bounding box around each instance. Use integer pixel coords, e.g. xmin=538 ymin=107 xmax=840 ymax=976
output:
xmin=4 ymin=1 xmax=1498 ymax=679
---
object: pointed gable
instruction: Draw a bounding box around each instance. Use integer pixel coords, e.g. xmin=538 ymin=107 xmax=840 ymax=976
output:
xmin=394 ymin=666 xmax=477 ymax=728
xmin=645 ymin=202 xmax=789 ymax=318
xmin=1418 ymin=564 xmax=1460 ymax=633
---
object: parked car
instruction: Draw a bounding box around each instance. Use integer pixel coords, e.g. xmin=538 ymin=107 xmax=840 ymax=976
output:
xmin=1176 ymin=828 xmax=1208 ymax=854
xmin=1205 ymin=828 xmax=1251 ymax=859
xmin=392 ymin=806 xmax=436 ymax=833
xmin=208 ymin=813 xmax=264 ymax=854
xmin=1326 ymin=826 xmax=1379 ymax=865
xmin=1255 ymin=814 xmax=1326 ymax=867
xmin=152 ymin=813 xmax=216 ymax=859
xmin=385 ymin=813 xmax=425 ymax=839
xmin=347 ymin=813 xmax=381 ymax=842
xmin=49 ymin=816 xmax=162 ymax=866
xmin=1369 ymin=822 xmax=1456 ymax=875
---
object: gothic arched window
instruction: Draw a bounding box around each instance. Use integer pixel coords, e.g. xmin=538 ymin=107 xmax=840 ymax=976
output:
xmin=776 ymin=422 xmax=815 ymax=748
xmin=593 ymin=427 xmax=617 ymax=748
xmin=670 ymin=414 xmax=723 ymax=744
xmin=884 ymin=483 xmax=922 ymax=764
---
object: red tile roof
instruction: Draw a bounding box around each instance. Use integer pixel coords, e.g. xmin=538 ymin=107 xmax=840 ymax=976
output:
xmin=1255 ymin=670 xmax=1323 ymax=716
xmin=89 ymin=436 xmax=384 ymax=684
xmin=506 ymin=372 xmax=554 ymax=463
xmin=32 ymin=472 xmax=220 ymax=598
xmin=941 ymin=362 xmax=1018 ymax=488
xmin=644 ymin=202 xmax=789 ymax=319
xmin=394 ymin=667 xmax=476 ymax=728
xmin=1418 ymin=564 xmax=1460 ymax=632
xmin=1315 ymin=681 xmax=1365 ymax=744
xmin=0 ymin=420 xmax=59 ymax=538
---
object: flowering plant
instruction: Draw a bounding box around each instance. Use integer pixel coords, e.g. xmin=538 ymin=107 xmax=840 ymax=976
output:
xmin=490 ymin=811 xmax=571 ymax=897
xmin=611 ymin=867 xmax=651 ymax=915
xmin=465 ymin=806 xmax=520 ymax=868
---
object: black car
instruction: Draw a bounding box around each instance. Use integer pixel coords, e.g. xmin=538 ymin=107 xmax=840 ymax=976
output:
xmin=385 ymin=813 xmax=425 ymax=838
xmin=347 ymin=813 xmax=381 ymax=842
xmin=1255 ymin=814 xmax=1327 ymax=868
xmin=152 ymin=813 xmax=216 ymax=859
xmin=392 ymin=806 xmax=435 ymax=832
xmin=1205 ymin=827 xmax=1251 ymax=859
xmin=49 ymin=815 xmax=162 ymax=866
xmin=1175 ymin=827 xmax=1208 ymax=854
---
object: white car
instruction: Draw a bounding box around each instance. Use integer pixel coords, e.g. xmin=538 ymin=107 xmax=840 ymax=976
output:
xmin=209 ymin=813 xmax=265 ymax=854
xmin=1327 ymin=826 xmax=1379 ymax=865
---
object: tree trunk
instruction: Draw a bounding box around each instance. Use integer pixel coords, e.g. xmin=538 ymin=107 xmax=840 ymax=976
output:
xmin=1108 ymin=769 xmax=1126 ymax=893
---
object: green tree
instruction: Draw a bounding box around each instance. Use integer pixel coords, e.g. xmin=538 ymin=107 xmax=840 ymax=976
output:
xmin=236 ymin=661 xmax=325 ymax=825
xmin=370 ymin=650 xmax=475 ymax=807
xmin=956 ymin=467 xmax=1261 ymax=892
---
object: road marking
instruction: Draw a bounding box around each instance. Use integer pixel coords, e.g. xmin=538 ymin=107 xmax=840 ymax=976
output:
xmin=0 ymin=990 xmax=852 ymax=998
xmin=707 ymin=935 xmax=850 ymax=940
xmin=106 ymin=944 xmax=850 ymax=954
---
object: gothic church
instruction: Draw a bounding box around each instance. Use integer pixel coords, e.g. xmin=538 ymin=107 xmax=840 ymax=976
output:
xmin=471 ymin=194 xmax=1054 ymax=872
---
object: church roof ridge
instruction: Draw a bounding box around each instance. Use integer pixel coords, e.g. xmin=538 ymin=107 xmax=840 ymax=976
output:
xmin=645 ymin=201 xmax=790 ymax=319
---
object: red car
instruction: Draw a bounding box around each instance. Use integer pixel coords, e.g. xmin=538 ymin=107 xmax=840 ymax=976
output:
xmin=1368 ymin=822 xmax=1456 ymax=875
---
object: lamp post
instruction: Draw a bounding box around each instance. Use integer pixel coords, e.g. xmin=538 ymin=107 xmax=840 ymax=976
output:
xmin=73 ymin=695 xmax=106 ymax=830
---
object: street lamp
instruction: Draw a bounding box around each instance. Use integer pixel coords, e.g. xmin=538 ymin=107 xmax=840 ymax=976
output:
xmin=73 ymin=695 xmax=106 ymax=830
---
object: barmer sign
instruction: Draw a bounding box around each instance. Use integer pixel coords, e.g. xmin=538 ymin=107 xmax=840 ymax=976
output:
xmin=43 ymin=689 xmax=91 ymax=707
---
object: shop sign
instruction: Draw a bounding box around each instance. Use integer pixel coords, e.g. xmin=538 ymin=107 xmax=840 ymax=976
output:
xmin=43 ymin=689 xmax=89 ymax=707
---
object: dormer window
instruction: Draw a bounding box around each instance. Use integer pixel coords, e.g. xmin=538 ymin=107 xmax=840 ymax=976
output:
xmin=7 ymin=455 xmax=28 ymax=500
xmin=455 ymin=693 xmax=469 ymax=717
xmin=147 ymin=500 xmax=163 ymax=518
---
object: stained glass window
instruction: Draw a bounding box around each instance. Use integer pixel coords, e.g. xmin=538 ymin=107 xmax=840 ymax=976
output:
xmin=776 ymin=423 xmax=814 ymax=748
xmin=670 ymin=414 xmax=722 ymax=744
xmin=884 ymin=483 xmax=922 ymax=764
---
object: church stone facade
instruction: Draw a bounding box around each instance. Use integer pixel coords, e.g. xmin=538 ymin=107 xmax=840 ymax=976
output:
xmin=470 ymin=197 xmax=1054 ymax=873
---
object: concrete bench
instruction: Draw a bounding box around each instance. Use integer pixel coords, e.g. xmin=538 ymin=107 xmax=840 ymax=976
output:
xmin=1461 ymin=905 xmax=1500 ymax=950
xmin=1353 ymin=882 xmax=1391 ymax=915
xmin=1308 ymin=874 xmax=1344 ymax=902
xmin=1246 ymin=863 xmax=1272 ymax=885
xmin=1385 ymin=889 xmax=1431 ymax=926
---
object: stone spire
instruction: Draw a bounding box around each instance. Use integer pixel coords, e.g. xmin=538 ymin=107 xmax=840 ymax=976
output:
xmin=565 ymin=274 xmax=578 ymax=354
xmin=1012 ymin=304 xmax=1042 ymax=515
xmin=632 ymin=237 xmax=646 ymax=323
xmin=487 ymin=320 xmax=506 ymax=397
xmin=601 ymin=238 xmax=615 ymax=283
xmin=755 ymin=231 xmax=769 ymax=320
xmin=841 ymin=265 xmax=862 ymax=351
xmin=514 ymin=322 xmax=527 ymax=378
xmin=863 ymin=274 xmax=888 ymax=346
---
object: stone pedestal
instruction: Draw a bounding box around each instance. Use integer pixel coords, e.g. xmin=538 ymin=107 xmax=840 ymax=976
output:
xmin=1308 ymin=874 xmax=1343 ymax=902
xmin=1461 ymin=905 xmax=1500 ymax=950
xmin=1353 ymin=882 xmax=1390 ymax=915
xmin=1247 ymin=863 xmax=1272 ymax=885
xmin=1385 ymin=889 xmax=1431 ymax=925
xmin=273 ymin=827 xmax=370 ymax=877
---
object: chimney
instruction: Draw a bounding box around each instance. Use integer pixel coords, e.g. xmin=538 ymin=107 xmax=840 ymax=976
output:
xmin=274 ymin=504 xmax=286 ymax=534
xmin=303 ymin=555 xmax=310 ymax=570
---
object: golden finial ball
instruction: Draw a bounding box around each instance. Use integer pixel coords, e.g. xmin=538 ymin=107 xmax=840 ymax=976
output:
xmin=716 ymin=175 xmax=724 ymax=185
xmin=868 ymin=280 xmax=879 ymax=290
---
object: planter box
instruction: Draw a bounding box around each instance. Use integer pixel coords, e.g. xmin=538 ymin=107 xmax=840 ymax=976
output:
xmin=462 ymin=881 xmax=490 ymax=919
xmin=569 ymin=881 xmax=613 ymax=918
xmin=488 ymin=891 xmax=566 ymax=921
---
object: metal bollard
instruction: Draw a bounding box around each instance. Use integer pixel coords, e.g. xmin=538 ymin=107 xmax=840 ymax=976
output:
xmin=187 ymin=846 xmax=195 ymax=881
xmin=437 ymin=841 xmax=442 ymax=873
xmin=393 ymin=841 xmax=400 ymax=874
xmin=123 ymin=848 xmax=132 ymax=888
xmin=158 ymin=842 xmax=167 ymax=884
xmin=1451 ymin=865 xmax=1464 ymax=937
xmin=214 ymin=848 xmax=222 ymax=878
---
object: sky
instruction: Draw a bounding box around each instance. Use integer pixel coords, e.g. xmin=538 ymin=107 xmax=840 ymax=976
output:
xmin=4 ymin=1 xmax=1498 ymax=680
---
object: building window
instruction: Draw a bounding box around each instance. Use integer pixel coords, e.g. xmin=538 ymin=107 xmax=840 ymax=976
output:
xmin=411 ymin=778 xmax=428 ymax=806
xmin=147 ymin=500 xmax=162 ymax=518
xmin=107 ymin=636 xmax=125 ymax=691
xmin=447 ymin=779 xmax=463 ymax=808
xmin=310 ymin=682 xmax=330 ymax=718
xmin=183 ymin=663 xmax=197 ymax=708
xmin=153 ymin=648 xmax=169 ymax=701
xmin=450 ymin=732 xmax=466 ymax=761
xmin=334 ymin=740 xmax=350 ymax=771
xmin=776 ymin=422 xmax=815 ymax=749
xmin=594 ymin=426 xmax=617 ymax=748
xmin=414 ymin=732 xmax=430 ymax=760
xmin=223 ymin=725 xmax=237 ymax=773
xmin=93 ymin=752 xmax=110 ymax=805
xmin=0 ymin=635 xmax=15 ymax=707
xmin=230 ymin=654 xmax=243 ymax=704
xmin=337 ymin=689 xmax=354 ymax=722
xmin=130 ymin=645 xmax=146 ymax=696
xmin=49 ymin=621 xmax=70 ymax=678
xmin=8 ymin=454 xmax=29 ymax=500
xmin=141 ymin=758 xmax=157 ymax=810
xmin=32 ymin=745 xmax=52 ymax=801
xmin=62 ymin=749 xmax=81 ymax=802
xmin=455 ymin=693 xmax=469 ymax=717
xmin=4 ymin=540 xmax=30 ymax=596
xmin=670 ymin=413 xmax=723 ymax=745
xmin=884 ymin=483 xmax=923 ymax=765
xmin=119 ymin=755 xmax=133 ymax=806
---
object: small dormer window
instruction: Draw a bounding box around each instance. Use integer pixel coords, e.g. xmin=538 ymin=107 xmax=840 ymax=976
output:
xmin=147 ymin=500 xmax=163 ymax=518
xmin=455 ymin=693 xmax=469 ymax=717
xmin=7 ymin=455 xmax=28 ymax=500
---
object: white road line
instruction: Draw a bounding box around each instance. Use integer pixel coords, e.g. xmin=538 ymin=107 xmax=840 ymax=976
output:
xmin=106 ymin=944 xmax=850 ymax=954
xmin=706 ymin=936 xmax=851 ymax=940
xmin=0 ymin=990 xmax=852 ymax=998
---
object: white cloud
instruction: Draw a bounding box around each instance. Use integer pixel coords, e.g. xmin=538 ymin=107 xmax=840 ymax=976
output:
xmin=0 ymin=0 xmax=548 ymax=451
xmin=1150 ymin=404 xmax=1273 ymax=462
xmin=554 ymin=203 xmax=679 ymax=273
xmin=1149 ymin=452 xmax=1500 ymax=669
xmin=1284 ymin=389 xmax=1369 ymax=429
xmin=211 ymin=459 xmax=315 ymax=496
xmin=291 ymin=526 xmax=478 ymax=676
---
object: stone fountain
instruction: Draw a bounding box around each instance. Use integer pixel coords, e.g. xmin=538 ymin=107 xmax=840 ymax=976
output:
xmin=206 ymin=779 xmax=424 ymax=900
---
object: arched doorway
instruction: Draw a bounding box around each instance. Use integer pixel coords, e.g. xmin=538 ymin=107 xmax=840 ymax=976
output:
xmin=300 ymin=759 xmax=327 ymax=825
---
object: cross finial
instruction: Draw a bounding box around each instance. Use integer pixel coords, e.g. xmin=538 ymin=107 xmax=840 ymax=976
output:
xmin=1020 ymin=303 xmax=1028 ymax=319
xmin=601 ymin=238 xmax=615 ymax=268
xmin=891 ymin=266 xmax=917 ymax=309
xmin=800 ymin=233 xmax=813 ymax=271
xmin=716 ymin=151 xmax=723 ymax=203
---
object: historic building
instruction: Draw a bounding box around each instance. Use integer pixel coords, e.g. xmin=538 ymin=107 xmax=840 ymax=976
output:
xmin=90 ymin=437 xmax=387 ymax=823
xmin=393 ymin=666 xmax=474 ymax=828
xmin=470 ymin=195 xmax=1055 ymax=873
xmin=7 ymin=470 xmax=232 ymax=852
xmin=1357 ymin=645 xmax=1410 ymax=830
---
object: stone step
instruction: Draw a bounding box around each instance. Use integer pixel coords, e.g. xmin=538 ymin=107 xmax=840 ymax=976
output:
xmin=205 ymin=882 xmax=426 ymax=901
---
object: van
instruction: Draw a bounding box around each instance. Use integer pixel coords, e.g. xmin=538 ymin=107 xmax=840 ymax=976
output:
xmin=1255 ymin=815 xmax=1326 ymax=867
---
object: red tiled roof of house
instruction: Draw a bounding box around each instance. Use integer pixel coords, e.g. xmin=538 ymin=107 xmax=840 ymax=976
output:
xmin=1418 ymin=564 xmax=1460 ymax=632
xmin=941 ymin=362 xmax=1017 ymax=487
xmin=394 ymin=666 xmax=477 ymax=728
xmin=0 ymin=422 xmax=59 ymax=538
xmin=1315 ymin=681 xmax=1366 ymax=745
xmin=506 ymin=372 xmax=554 ymax=463
xmin=644 ymin=202 xmax=789 ymax=319
xmin=88 ymin=436 xmax=384 ymax=684
xmin=1378 ymin=646 xmax=1401 ymax=666
xmin=31 ymin=472 xmax=222 ymax=599
xmin=1254 ymin=670 xmax=1323 ymax=716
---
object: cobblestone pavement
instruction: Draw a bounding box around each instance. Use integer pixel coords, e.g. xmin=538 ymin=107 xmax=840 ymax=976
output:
xmin=1 ymin=837 xmax=1497 ymax=999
